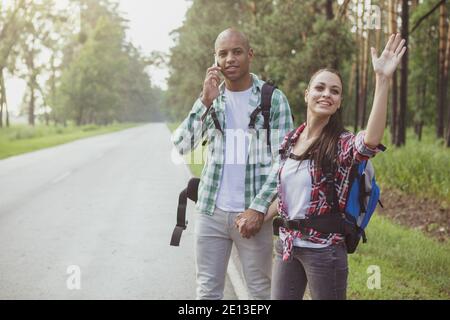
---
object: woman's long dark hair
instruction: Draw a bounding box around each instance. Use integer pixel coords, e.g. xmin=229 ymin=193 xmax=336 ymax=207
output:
xmin=296 ymin=68 xmax=347 ymax=170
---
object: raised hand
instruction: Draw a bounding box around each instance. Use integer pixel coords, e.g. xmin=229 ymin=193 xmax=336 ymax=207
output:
xmin=201 ymin=66 xmax=221 ymax=108
xmin=371 ymin=33 xmax=407 ymax=79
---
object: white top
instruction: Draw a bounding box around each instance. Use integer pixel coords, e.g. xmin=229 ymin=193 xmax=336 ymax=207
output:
xmin=215 ymin=87 xmax=252 ymax=212
xmin=279 ymin=158 xmax=329 ymax=248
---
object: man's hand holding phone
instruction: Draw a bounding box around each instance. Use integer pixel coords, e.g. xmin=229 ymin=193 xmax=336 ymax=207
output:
xmin=201 ymin=56 xmax=221 ymax=108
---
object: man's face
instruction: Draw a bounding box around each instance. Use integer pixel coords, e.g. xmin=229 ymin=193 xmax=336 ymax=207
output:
xmin=215 ymin=33 xmax=253 ymax=82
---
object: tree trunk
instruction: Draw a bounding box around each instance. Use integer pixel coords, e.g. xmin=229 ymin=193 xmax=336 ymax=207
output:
xmin=389 ymin=0 xmax=398 ymax=144
xmin=348 ymin=61 xmax=356 ymax=125
xmin=397 ymin=0 xmax=409 ymax=146
xmin=354 ymin=4 xmax=362 ymax=132
xmin=27 ymin=64 xmax=37 ymax=126
xmin=1 ymin=70 xmax=9 ymax=128
xmin=337 ymin=0 xmax=351 ymax=20
xmin=0 ymin=71 xmax=4 ymax=128
xmin=355 ymin=55 xmax=360 ymax=133
xmin=359 ymin=31 xmax=370 ymax=129
xmin=437 ymin=1 xmax=447 ymax=138
xmin=28 ymin=83 xmax=35 ymax=126
xmin=414 ymin=82 xmax=426 ymax=141
xmin=444 ymin=19 xmax=450 ymax=147
xmin=326 ymin=0 xmax=334 ymax=20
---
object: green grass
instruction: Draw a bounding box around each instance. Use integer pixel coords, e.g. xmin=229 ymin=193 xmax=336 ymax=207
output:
xmin=372 ymin=127 xmax=450 ymax=206
xmin=348 ymin=214 xmax=450 ymax=299
xmin=0 ymin=122 xmax=140 ymax=160
xmin=168 ymin=122 xmax=450 ymax=299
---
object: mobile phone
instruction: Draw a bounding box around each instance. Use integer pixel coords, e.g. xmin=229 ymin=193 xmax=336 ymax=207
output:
xmin=213 ymin=55 xmax=221 ymax=85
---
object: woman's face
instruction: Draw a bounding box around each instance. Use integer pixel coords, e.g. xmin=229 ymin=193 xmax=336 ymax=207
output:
xmin=305 ymin=71 xmax=343 ymax=118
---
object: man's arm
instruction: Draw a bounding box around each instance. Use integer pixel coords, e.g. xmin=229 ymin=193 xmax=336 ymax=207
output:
xmin=172 ymin=66 xmax=222 ymax=155
xmin=236 ymin=89 xmax=294 ymax=238
xmin=249 ymin=89 xmax=294 ymax=214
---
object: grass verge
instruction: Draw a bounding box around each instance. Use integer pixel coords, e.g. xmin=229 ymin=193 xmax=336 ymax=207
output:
xmin=0 ymin=122 xmax=140 ymax=160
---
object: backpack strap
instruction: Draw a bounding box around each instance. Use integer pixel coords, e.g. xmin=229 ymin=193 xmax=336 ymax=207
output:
xmin=201 ymin=107 xmax=223 ymax=146
xmin=324 ymin=159 xmax=340 ymax=214
xmin=248 ymin=82 xmax=276 ymax=152
xmin=170 ymin=178 xmax=200 ymax=246
xmin=261 ymin=83 xmax=276 ymax=151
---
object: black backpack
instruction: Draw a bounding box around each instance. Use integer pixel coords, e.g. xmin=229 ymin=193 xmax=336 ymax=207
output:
xmin=170 ymin=82 xmax=277 ymax=246
xmin=200 ymin=81 xmax=277 ymax=150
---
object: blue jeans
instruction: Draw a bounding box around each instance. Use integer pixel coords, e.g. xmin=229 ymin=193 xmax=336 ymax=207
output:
xmin=195 ymin=207 xmax=273 ymax=300
xmin=271 ymin=238 xmax=348 ymax=300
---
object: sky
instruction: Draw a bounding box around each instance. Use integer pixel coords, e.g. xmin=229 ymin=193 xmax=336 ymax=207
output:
xmin=5 ymin=0 xmax=191 ymax=115
xmin=117 ymin=0 xmax=191 ymax=88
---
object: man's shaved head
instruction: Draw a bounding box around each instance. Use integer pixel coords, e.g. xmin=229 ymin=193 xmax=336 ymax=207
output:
xmin=214 ymin=28 xmax=250 ymax=52
xmin=213 ymin=28 xmax=253 ymax=85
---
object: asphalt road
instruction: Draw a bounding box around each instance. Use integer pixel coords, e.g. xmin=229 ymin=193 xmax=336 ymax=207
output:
xmin=0 ymin=123 xmax=236 ymax=299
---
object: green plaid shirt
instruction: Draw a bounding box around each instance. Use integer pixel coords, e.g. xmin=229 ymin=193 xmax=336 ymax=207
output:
xmin=172 ymin=74 xmax=294 ymax=215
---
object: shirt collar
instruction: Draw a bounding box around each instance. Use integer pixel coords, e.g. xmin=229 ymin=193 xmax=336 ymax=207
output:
xmin=218 ymin=73 xmax=262 ymax=96
xmin=290 ymin=122 xmax=307 ymax=145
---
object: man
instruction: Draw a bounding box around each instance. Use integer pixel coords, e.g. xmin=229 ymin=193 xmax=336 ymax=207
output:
xmin=171 ymin=28 xmax=293 ymax=300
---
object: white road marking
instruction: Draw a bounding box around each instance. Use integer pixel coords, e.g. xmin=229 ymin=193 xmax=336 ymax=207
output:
xmin=52 ymin=171 xmax=71 ymax=184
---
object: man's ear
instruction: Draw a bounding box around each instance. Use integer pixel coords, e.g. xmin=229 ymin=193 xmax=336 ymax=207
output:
xmin=248 ymin=48 xmax=254 ymax=62
xmin=304 ymin=89 xmax=309 ymax=104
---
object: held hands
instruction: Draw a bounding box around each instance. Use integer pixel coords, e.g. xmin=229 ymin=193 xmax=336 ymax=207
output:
xmin=371 ymin=33 xmax=407 ymax=79
xmin=234 ymin=208 xmax=264 ymax=239
xmin=201 ymin=66 xmax=221 ymax=108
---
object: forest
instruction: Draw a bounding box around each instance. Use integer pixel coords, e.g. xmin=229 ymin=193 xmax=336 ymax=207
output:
xmin=0 ymin=0 xmax=164 ymax=127
xmin=166 ymin=0 xmax=450 ymax=147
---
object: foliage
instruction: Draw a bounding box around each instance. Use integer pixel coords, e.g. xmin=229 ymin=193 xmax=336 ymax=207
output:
xmin=0 ymin=0 xmax=164 ymax=127
xmin=373 ymin=127 xmax=450 ymax=204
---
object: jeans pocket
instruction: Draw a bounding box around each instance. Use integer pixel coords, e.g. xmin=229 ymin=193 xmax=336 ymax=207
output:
xmin=274 ymin=238 xmax=283 ymax=255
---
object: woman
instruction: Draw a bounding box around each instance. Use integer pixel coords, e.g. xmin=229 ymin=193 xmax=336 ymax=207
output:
xmin=267 ymin=34 xmax=406 ymax=300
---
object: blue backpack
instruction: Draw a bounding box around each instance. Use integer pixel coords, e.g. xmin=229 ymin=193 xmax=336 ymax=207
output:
xmin=340 ymin=159 xmax=383 ymax=253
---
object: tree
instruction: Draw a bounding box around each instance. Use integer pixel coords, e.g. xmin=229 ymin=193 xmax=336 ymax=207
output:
xmin=57 ymin=15 xmax=126 ymax=125
xmin=14 ymin=0 xmax=68 ymax=126
xmin=167 ymin=0 xmax=353 ymax=123
xmin=396 ymin=0 xmax=409 ymax=146
xmin=445 ymin=21 xmax=450 ymax=146
xmin=0 ymin=0 xmax=29 ymax=127
xmin=388 ymin=0 xmax=399 ymax=143
xmin=437 ymin=0 xmax=448 ymax=138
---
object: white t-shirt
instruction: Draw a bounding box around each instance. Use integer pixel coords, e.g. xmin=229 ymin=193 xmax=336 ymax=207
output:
xmin=215 ymin=87 xmax=252 ymax=212
xmin=279 ymin=158 xmax=329 ymax=248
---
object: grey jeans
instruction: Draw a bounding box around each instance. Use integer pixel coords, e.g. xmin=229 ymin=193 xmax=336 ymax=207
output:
xmin=271 ymin=238 xmax=348 ymax=300
xmin=195 ymin=207 xmax=273 ymax=300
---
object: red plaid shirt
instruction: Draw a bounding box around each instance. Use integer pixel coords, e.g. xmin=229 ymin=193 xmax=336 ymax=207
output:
xmin=277 ymin=123 xmax=384 ymax=260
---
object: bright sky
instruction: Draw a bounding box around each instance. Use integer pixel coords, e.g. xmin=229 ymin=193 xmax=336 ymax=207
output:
xmin=5 ymin=0 xmax=191 ymax=115
xmin=117 ymin=0 xmax=191 ymax=88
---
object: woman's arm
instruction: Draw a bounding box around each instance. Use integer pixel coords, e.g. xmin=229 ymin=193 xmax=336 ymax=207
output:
xmin=364 ymin=33 xmax=407 ymax=148
xmin=264 ymin=198 xmax=279 ymax=223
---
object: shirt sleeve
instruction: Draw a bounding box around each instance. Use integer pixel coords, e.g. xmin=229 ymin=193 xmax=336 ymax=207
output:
xmin=337 ymin=130 xmax=386 ymax=166
xmin=171 ymin=98 xmax=209 ymax=155
xmin=249 ymin=89 xmax=294 ymax=214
